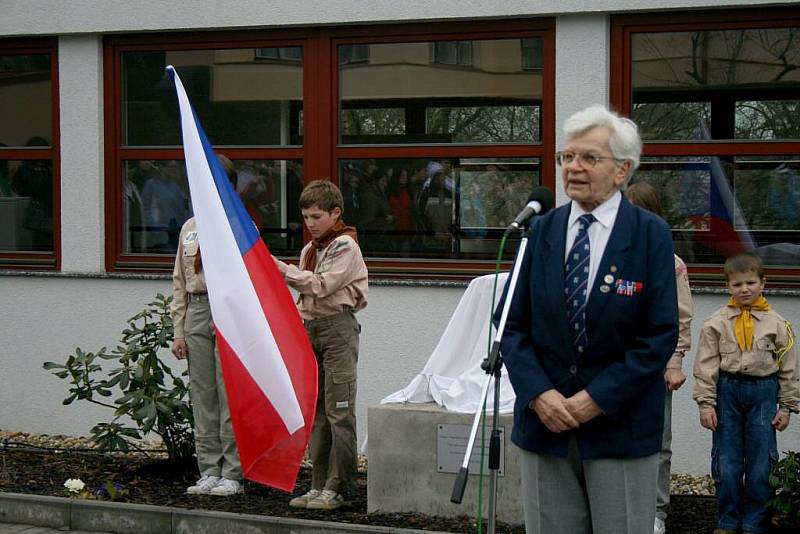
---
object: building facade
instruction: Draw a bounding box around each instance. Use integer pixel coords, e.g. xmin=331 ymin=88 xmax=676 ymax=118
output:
xmin=1 ymin=0 xmax=799 ymax=474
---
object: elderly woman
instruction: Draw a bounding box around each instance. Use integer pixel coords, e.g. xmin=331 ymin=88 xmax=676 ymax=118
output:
xmin=501 ymin=105 xmax=678 ymax=533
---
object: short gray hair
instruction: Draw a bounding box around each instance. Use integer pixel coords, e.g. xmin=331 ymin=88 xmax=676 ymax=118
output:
xmin=563 ymin=104 xmax=642 ymax=180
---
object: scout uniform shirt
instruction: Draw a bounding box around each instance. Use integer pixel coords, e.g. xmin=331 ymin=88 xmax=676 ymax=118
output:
xmin=171 ymin=217 xmax=206 ymax=339
xmin=693 ymin=306 xmax=800 ymax=414
xmin=668 ymin=255 xmax=694 ymax=370
xmin=277 ymin=235 xmax=368 ymax=321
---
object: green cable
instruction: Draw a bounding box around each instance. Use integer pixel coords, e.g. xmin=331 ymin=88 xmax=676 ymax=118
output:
xmin=476 ymin=232 xmax=510 ymax=533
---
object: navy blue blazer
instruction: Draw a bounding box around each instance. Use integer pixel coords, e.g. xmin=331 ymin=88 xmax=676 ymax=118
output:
xmin=501 ymin=194 xmax=679 ymax=459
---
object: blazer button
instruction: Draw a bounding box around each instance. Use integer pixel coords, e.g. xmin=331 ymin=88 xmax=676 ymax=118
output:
xmin=570 ymin=365 xmax=578 ymax=374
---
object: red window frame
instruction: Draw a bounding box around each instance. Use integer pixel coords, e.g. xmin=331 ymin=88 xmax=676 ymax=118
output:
xmin=0 ymin=38 xmax=60 ymax=270
xmin=610 ymin=7 xmax=800 ymax=286
xmin=104 ymin=20 xmax=556 ymax=278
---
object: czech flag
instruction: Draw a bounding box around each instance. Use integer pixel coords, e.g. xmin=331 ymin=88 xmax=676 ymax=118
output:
xmin=688 ymin=120 xmax=756 ymax=257
xmin=167 ymin=65 xmax=317 ymax=491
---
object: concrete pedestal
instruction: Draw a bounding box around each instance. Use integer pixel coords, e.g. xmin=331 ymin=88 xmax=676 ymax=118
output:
xmin=367 ymin=403 xmax=522 ymax=525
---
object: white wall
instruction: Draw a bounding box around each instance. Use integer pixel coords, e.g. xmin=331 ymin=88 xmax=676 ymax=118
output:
xmin=554 ymin=13 xmax=610 ymax=207
xmin=59 ymin=35 xmax=105 ymax=272
xmin=1 ymin=0 xmax=795 ymax=36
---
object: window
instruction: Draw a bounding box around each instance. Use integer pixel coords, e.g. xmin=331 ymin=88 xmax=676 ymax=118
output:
xmin=521 ymin=38 xmax=543 ymax=70
xmin=611 ymin=8 xmax=800 ymax=283
xmin=338 ymin=44 xmax=369 ymax=65
xmin=335 ymin=27 xmax=553 ymax=271
xmin=255 ymin=47 xmax=303 ymax=61
xmin=432 ymin=41 xmax=473 ymax=66
xmin=106 ymin=21 xmax=554 ymax=276
xmin=106 ymin=37 xmax=305 ymax=269
xmin=0 ymin=39 xmax=59 ymax=269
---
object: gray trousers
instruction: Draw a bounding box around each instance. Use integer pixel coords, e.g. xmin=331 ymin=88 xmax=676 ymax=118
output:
xmin=519 ymin=434 xmax=658 ymax=534
xmin=185 ymin=296 xmax=242 ymax=480
xmin=656 ymin=387 xmax=673 ymax=521
xmin=305 ymin=311 xmax=360 ymax=493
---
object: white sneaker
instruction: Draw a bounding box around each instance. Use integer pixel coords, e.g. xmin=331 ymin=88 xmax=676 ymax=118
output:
xmin=186 ymin=475 xmax=220 ymax=495
xmin=209 ymin=478 xmax=243 ymax=496
xmin=289 ymin=488 xmax=321 ymax=508
xmin=654 ymin=517 xmax=666 ymax=534
xmin=306 ymin=489 xmax=345 ymax=510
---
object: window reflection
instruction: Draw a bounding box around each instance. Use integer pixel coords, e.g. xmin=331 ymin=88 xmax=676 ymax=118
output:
xmin=236 ymin=159 xmax=304 ymax=253
xmin=634 ymin=156 xmax=800 ymax=266
xmin=339 ymin=158 xmax=540 ymax=260
xmin=631 ymin=28 xmax=800 ymax=141
xmin=123 ymin=159 xmax=303 ymax=255
xmin=124 ymin=160 xmax=189 ymax=254
xmin=0 ymin=54 xmax=52 ymax=147
xmin=122 ymin=48 xmax=303 ymax=146
xmin=338 ymin=38 xmax=543 ymax=144
xmin=0 ymin=158 xmax=53 ymax=252
xmin=632 ymin=102 xmax=711 ymax=141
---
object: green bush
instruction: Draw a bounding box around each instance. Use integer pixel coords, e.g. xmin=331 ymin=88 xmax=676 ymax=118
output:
xmin=769 ymin=450 xmax=800 ymax=526
xmin=43 ymin=294 xmax=194 ymax=461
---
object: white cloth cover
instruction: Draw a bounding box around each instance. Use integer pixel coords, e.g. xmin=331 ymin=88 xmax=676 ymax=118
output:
xmin=381 ymin=272 xmax=515 ymax=414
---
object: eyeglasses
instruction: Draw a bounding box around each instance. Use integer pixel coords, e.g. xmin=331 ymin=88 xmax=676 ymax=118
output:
xmin=555 ymin=151 xmax=626 ymax=168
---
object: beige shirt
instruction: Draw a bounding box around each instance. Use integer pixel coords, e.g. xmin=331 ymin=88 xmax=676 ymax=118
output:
xmin=276 ymin=235 xmax=368 ymax=321
xmin=170 ymin=217 xmax=207 ymax=339
xmin=668 ymin=255 xmax=694 ymax=369
xmin=693 ymin=305 xmax=800 ymax=414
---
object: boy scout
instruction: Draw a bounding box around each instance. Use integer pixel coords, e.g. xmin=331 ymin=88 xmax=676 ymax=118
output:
xmin=693 ymin=252 xmax=799 ymax=534
xmin=274 ymin=179 xmax=368 ymax=511
xmin=170 ymin=155 xmax=242 ymax=496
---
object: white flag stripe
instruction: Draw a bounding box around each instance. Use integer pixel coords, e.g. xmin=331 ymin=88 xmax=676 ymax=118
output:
xmin=171 ymin=67 xmax=304 ymax=434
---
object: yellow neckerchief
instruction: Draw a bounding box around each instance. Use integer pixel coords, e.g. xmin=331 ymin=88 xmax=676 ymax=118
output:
xmin=727 ymin=295 xmax=771 ymax=351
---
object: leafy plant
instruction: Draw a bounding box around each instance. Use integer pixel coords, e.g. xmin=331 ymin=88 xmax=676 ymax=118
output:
xmin=768 ymin=450 xmax=800 ymax=526
xmin=43 ymin=294 xmax=194 ymax=461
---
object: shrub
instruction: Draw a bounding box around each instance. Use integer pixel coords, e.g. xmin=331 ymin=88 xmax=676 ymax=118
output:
xmin=43 ymin=294 xmax=194 ymax=461
xmin=769 ymin=450 xmax=800 ymax=527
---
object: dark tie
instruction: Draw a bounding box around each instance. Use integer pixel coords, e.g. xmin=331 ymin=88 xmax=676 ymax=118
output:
xmin=565 ymin=213 xmax=596 ymax=354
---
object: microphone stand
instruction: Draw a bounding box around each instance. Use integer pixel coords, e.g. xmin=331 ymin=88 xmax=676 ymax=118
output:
xmin=450 ymin=223 xmax=530 ymax=534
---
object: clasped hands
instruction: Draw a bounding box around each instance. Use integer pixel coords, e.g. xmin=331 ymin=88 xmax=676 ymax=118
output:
xmin=530 ymin=389 xmax=603 ymax=433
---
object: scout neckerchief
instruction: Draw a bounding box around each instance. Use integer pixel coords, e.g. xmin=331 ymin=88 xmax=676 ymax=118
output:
xmin=727 ymin=295 xmax=770 ymax=352
xmin=300 ymin=219 xmax=358 ymax=271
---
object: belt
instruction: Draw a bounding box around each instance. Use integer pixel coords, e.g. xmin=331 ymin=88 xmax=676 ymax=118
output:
xmin=187 ymin=292 xmax=209 ymax=302
xmin=720 ymin=371 xmax=774 ymax=382
xmin=303 ymin=310 xmax=354 ymax=327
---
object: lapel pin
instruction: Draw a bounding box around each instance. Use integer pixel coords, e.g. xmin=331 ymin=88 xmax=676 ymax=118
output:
xmin=600 ymin=285 xmax=610 ymax=293
xmin=610 ymin=265 xmax=617 ymax=273
xmin=603 ymin=274 xmax=614 ymax=284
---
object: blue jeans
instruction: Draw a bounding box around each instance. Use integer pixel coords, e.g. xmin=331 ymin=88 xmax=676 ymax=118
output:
xmin=712 ymin=372 xmax=779 ymax=534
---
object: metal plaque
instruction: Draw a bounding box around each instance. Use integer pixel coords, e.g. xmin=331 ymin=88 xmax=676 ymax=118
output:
xmin=436 ymin=423 xmax=505 ymax=476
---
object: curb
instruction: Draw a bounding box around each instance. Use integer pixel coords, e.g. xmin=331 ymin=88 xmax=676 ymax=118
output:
xmin=0 ymin=492 xmax=456 ymax=534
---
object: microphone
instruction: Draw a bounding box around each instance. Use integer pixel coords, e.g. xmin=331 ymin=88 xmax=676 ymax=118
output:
xmin=507 ymin=187 xmax=554 ymax=231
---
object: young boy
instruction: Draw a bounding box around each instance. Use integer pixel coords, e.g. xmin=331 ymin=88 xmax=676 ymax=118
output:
xmin=273 ymin=179 xmax=368 ymax=511
xmin=171 ymin=154 xmax=243 ymax=496
xmin=693 ymin=252 xmax=799 ymax=534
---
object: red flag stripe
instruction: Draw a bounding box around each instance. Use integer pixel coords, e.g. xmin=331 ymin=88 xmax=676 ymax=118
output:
xmin=217 ymin=331 xmax=307 ymax=491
